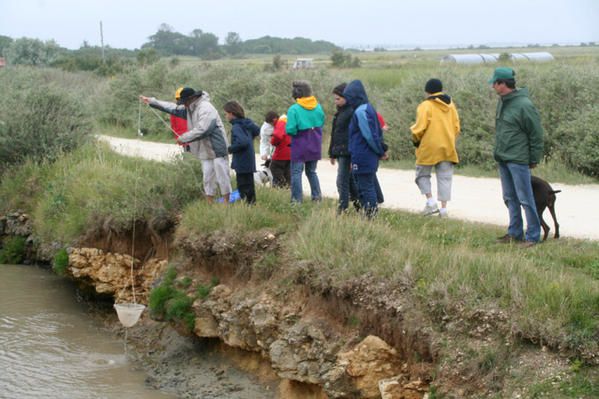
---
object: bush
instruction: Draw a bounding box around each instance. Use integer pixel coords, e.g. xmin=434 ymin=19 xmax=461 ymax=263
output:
xmin=331 ymin=50 xmax=361 ymax=68
xmin=0 ymin=72 xmax=92 ymax=173
xmin=0 ymin=236 xmax=27 ymax=264
xmin=553 ymin=105 xmax=599 ymax=177
xmin=52 ymin=248 xmax=69 ymax=275
xmin=5 ymin=37 xmax=62 ymax=66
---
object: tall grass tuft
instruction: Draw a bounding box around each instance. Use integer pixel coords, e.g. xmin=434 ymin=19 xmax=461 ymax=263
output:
xmin=30 ymin=143 xmax=203 ymax=244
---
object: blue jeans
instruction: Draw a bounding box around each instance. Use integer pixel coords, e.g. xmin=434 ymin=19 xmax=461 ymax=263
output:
xmin=336 ymin=156 xmax=357 ymax=211
xmin=498 ymin=162 xmax=541 ymax=242
xmin=291 ymin=160 xmax=321 ymax=203
xmin=353 ymin=172 xmax=378 ymax=218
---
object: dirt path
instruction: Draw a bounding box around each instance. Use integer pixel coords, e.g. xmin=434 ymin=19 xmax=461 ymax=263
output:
xmin=100 ymin=136 xmax=599 ymax=241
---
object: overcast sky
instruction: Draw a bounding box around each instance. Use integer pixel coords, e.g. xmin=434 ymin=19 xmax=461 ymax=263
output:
xmin=1 ymin=0 xmax=598 ymax=49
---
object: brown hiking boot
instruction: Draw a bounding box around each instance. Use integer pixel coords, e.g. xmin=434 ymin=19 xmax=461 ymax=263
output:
xmin=496 ymin=234 xmax=521 ymax=244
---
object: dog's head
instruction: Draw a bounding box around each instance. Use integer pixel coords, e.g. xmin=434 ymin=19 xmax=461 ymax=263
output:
xmin=254 ymin=168 xmax=273 ymax=186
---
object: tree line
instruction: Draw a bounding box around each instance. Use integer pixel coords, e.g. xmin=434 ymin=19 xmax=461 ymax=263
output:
xmin=0 ymin=25 xmax=338 ymax=68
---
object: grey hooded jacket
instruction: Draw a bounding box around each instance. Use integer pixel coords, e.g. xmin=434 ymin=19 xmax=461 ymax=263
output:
xmin=149 ymin=92 xmax=229 ymax=160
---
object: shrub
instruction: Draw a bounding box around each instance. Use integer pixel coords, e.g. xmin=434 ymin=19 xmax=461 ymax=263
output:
xmin=0 ymin=236 xmax=27 ymax=264
xmin=0 ymin=75 xmax=92 ymax=173
xmin=553 ymin=105 xmax=599 ymax=177
xmin=331 ymin=50 xmax=361 ymax=68
xmin=52 ymin=248 xmax=69 ymax=275
xmin=148 ymin=267 xmax=196 ymax=331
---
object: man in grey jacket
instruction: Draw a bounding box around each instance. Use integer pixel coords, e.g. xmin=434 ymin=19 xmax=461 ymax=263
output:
xmin=141 ymin=87 xmax=232 ymax=203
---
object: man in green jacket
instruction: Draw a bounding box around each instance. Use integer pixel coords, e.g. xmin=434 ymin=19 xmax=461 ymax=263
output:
xmin=490 ymin=67 xmax=544 ymax=246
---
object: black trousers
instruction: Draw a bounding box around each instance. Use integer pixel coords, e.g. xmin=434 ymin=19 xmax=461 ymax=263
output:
xmin=236 ymin=172 xmax=256 ymax=204
xmin=270 ymin=160 xmax=290 ymax=188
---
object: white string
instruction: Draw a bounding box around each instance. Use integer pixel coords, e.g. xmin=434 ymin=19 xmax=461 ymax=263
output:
xmin=130 ymin=99 xmax=142 ymax=304
xmin=146 ymin=105 xmax=181 ymax=137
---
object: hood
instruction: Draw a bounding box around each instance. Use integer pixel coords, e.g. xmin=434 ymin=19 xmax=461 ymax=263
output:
xmin=343 ymin=80 xmax=369 ymax=108
xmin=232 ymin=118 xmax=260 ymax=136
xmin=187 ymin=91 xmax=211 ymax=111
xmin=427 ymin=92 xmax=452 ymax=111
xmin=296 ymin=96 xmax=319 ymax=110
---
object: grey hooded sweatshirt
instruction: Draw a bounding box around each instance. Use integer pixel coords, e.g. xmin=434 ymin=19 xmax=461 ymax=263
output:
xmin=149 ymin=92 xmax=229 ymax=160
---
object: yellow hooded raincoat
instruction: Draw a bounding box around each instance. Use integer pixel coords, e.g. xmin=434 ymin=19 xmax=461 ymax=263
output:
xmin=410 ymin=93 xmax=461 ymax=165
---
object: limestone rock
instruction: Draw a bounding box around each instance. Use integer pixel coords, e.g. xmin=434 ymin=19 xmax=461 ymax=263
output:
xmin=379 ymin=376 xmax=427 ymax=399
xmin=67 ymin=247 xmax=166 ymax=303
xmin=338 ymin=335 xmax=404 ymax=398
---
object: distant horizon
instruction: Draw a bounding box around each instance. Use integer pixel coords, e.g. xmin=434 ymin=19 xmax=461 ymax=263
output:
xmin=2 ymin=30 xmax=596 ymax=54
xmin=1 ymin=0 xmax=597 ymax=52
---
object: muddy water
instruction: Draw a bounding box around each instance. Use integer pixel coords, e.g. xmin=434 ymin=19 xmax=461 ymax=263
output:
xmin=0 ymin=264 xmax=173 ymax=399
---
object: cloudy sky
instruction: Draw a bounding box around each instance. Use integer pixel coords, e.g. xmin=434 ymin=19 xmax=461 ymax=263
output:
xmin=1 ymin=0 xmax=598 ymax=49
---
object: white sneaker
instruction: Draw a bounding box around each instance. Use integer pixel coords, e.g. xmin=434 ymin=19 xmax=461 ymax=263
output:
xmin=421 ymin=203 xmax=439 ymax=216
xmin=439 ymin=209 xmax=449 ymax=218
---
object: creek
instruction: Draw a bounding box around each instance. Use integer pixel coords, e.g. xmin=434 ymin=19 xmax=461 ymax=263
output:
xmin=0 ymin=264 xmax=275 ymax=399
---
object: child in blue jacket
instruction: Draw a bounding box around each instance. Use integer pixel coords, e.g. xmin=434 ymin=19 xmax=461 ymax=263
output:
xmin=224 ymin=101 xmax=260 ymax=204
xmin=343 ymin=80 xmax=385 ymax=218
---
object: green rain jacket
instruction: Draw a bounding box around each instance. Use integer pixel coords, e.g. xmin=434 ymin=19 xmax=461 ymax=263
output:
xmin=494 ymin=88 xmax=544 ymax=165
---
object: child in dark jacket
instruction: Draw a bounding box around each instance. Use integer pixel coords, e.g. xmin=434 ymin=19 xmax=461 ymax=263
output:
xmin=224 ymin=101 xmax=260 ymax=204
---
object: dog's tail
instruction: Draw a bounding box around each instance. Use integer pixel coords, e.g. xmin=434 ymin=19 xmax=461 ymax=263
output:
xmin=551 ymin=190 xmax=561 ymax=195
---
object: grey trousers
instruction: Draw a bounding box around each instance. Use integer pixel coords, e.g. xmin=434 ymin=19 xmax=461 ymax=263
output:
xmin=415 ymin=161 xmax=454 ymax=202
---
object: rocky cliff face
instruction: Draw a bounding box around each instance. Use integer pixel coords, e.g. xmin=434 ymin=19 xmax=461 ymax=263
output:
xmin=69 ymin=247 xmax=168 ymax=304
xmin=65 ymin=245 xmax=431 ymax=399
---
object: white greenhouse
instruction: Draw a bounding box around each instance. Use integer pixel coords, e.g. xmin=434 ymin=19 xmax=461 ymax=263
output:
xmin=441 ymin=52 xmax=554 ymax=64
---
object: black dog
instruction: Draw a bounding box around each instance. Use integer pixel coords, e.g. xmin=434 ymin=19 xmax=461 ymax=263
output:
xmin=531 ymin=176 xmax=561 ymax=240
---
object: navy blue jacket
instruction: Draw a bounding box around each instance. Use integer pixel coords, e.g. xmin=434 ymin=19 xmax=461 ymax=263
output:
xmin=343 ymin=80 xmax=384 ymax=174
xmin=228 ymin=118 xmax=260 ymax=174
xmin=329 ymin=103 xmax=353 ymax=158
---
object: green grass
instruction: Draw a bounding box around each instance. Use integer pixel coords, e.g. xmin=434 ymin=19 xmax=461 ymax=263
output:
xmin=52 ymin=248 xmax=69 ymax=275
xmin=28 ymin=142 xmax=203 ymax=244
xmin=177 ymin=185 xmax=319 ymax=237
xmin=148 ymin=266 xmax=196 ymax=331
xmin=0 ymin=158 xmax=52 ymax=214
xmin=0 ymin=236 xmax=27 ymax=264
xmin=526 ymin=367 xmax=599 ymax=398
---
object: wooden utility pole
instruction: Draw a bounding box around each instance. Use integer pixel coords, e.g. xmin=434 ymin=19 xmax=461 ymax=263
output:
xmin=100 ymin=21 xmax=105 ymax=63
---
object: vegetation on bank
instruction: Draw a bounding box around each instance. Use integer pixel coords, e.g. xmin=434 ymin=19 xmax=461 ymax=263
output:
xmin=0 ymin=68 xmax=94 ymax=174
xmin=0 ymin=143 xmax=203 ymax=244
